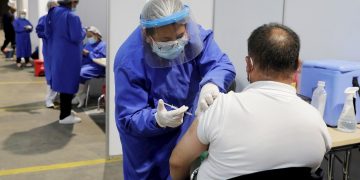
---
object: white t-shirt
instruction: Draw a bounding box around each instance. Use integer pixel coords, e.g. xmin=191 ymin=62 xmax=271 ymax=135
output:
xmin=197 ymin=81 xmax=332 ymax=180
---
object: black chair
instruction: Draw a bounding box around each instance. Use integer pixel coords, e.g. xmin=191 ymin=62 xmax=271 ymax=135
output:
xmin=228 ymin=167 xmax=323 ymax=180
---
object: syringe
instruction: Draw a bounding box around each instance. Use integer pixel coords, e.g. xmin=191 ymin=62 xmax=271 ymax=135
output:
xmin=164 ymin=102 xmax=193 ymax=116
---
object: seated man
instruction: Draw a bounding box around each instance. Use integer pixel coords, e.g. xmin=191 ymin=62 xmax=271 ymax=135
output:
xmin=170 ymin=23 xmax=332 ymax=180
xmin=72 ymin=26 xmax=106 ymax=108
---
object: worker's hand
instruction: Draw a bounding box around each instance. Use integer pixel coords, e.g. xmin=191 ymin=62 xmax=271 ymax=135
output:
xmin=155 ymin=99 xmax=188 ymax=128
xmin=24 ymin=25 xmax=32 ymax=30
xmin=195 ymin=83 xmax=220 ymax=116
xmin=82 ymin=49 xmax=89 ymax=56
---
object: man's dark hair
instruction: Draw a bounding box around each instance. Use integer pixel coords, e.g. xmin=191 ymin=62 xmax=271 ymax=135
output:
xmin=248 ymin=23 xmax=300 ymax=76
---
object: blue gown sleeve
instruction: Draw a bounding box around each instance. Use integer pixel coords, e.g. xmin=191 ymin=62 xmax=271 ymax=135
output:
xmin=26 ymin=20 xmax=33 ymax=33
xmin=114 ymin=65 xmax=174 ymax=137
xmin=197 ymin=31 xmax=236 ymax=92
xmin=89 ymin=43 xmax=106 ymax=59
xmin=36 ymin=17 xmax=46 ymax=39
xmin=67 ymin=13 xmax=86 ymax=43
xmin=13 ymin=20 xmax=26 ymax=33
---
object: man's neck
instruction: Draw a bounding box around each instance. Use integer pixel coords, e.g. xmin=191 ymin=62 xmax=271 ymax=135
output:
xmin=252 ymin=73 xmax=294 ymax=86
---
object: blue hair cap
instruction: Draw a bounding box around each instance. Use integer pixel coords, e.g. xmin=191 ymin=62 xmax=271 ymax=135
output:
xmin=140 ymin=5 xmax=190 ymax=28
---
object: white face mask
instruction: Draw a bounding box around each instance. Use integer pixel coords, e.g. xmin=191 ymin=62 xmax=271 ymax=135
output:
xmin=20 ymin=14 xmax=26 ymax=19
xmin=88 ymin=37 xmax=97 ymax=44
xmin=151 ymin=34 xmax=189 ymax=60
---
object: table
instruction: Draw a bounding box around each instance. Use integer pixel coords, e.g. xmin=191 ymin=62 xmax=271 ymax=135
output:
xmin=93 ymin=58 xmax=107 ymax=67
xmin=327 ymin=125 xmax=360 ymax=180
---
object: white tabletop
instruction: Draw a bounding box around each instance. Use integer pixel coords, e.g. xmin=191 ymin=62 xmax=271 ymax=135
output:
xmin=328 ymin=125 xmax=360 ymax=148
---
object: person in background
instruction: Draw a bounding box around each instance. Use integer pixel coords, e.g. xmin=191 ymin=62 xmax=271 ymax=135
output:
xmin=36 ymin=0 xmax=59 ymax=108
xmin=1 ymin=0 xmax=16 ymax=54
xmin=114 ymin=0 xmax=236 ymax=179
xmin=72 ymin=26 xmax=106 ymax=108
xmin=45 ymin=0 xmax=85 ymax=124
xmin=170 ymin=23 xmax=332 ymax=180
xmin=13 ymin=9 xmax=32 ymax=68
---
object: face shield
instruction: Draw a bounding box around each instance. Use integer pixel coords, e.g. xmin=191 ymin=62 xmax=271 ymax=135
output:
xmin=140 ymin=5 xmax=204 ymax=68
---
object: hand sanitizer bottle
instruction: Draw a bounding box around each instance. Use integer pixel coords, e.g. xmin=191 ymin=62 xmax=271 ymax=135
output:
xmin=337 ymin=87 xmax=359 ymax=133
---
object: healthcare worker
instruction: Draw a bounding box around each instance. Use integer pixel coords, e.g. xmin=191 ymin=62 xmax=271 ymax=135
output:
xmin=36 ymin=0 xmax=59 ymax=108
xmin=13 ymin=9 xmax=32 ymax=68
xmin=72 ymin=26 xmax=106 ymax=108
xmin=114 ymin=0 xmax=236 ymax=179
xmin=45 ymin=0 xmax=85 ymax=124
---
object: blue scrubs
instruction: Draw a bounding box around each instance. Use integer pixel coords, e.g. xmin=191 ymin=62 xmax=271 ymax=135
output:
xmin=80 ymin=41 xmax=106 ymax=83
xmin=36 ymin=15 xmax=51 ymax=85
xmin=45 ymin=6 xmax=85 ymax=94
xmin=13 ymin=18 xmax=32 ymax=58
xmin=114 ymin=26 xmax=236 ymax=179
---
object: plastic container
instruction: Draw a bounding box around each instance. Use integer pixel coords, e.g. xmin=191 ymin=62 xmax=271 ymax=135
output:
xmin=33 ymin=59 xmax=45 ymax=76
xmin=311 ymin=81 xmax=327 ymax=117
xmin=337 ymin=87 xmax=359 ymax=133
xmin=300 ymin=60 xmax=360 ymax=126
xmin=5 ymin=49 xmax=14 ymax=60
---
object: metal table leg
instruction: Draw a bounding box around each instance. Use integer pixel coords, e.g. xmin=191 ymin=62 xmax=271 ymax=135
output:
xmin=343 ymin=150 xmax=352 ymax=180
xmin=328 ymin=153 xmax=335 ymax=180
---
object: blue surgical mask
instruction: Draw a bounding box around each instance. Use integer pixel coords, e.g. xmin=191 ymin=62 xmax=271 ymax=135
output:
xmin=71 ymin=8 xmax=76 ymax=12
xmin=151 ymin=35 xmax=189 ymax=60
xmin=88 ymin=37 xmax=97 ymax=44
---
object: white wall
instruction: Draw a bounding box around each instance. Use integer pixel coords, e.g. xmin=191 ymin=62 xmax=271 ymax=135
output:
xmin=16 ymin=0 xmax=28 ymax=16
xmin=28 ymin=0 xmax=47 ymax=55
xmin=107 ymin=0 xmax=214 ymax=157
xmin=284 ymin=0 xmax=360 ymax=61
xmin=214 ymin=0 xmax=360 ymax=92
xmin=107 ymin=0 xmax=145 ymax=157
xmin=214 ymin=0 xmax=284 ymax=91
xmin=77 ymin=0 xmax=108 ymax=40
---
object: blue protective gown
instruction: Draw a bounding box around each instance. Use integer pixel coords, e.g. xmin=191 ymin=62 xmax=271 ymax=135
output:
xmin=45 ymin=6 xmax=85 ymax=94
xmin=36 ymin=15 xmax=51 ymax=85
xmin=79 ymin=41 xmax=106 ymax=84
xmin=114 ymin=26 xmax=236 ymax=180
xmin=13 ymin=18 xmax=32 ymax=58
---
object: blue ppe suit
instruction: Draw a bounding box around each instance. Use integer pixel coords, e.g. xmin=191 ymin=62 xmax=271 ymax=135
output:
xmin=80 ymin=41 xmax=106 ymax=84
xmin=45 ymin=6 xmax=85 ymax=94
xmin=36 ymin=15 xmax=51 ymax=85
xmin=13 ymin=18 xmax=32 ymax=58
xmin=114 ymin=26 xmax=236 ymax=180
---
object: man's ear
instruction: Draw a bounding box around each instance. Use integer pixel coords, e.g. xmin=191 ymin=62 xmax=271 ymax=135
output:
xmin=296 ymin=58 xmax=302 ymax=73
xmin=246 ymin=57 xmax=254 ymax=73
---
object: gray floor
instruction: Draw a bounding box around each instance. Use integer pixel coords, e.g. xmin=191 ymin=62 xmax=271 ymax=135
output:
xmin=321 ymin=149 xmax=360 ymax=180
xmin=0 ymin=42 xmax=123 ymax=179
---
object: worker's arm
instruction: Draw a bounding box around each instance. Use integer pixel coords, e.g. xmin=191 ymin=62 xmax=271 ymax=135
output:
xmin=90 ymin=42 xmax=106 ymax=59
xmin=25 ymin=20 xmax=33 ymax=32
xmin=197 ymin=29 xmax=236 ymax=92
xmin=170 ymin=119 xmax=208 ymax=180
xmin=68 ymin=12 xmax=85 ymax=43
xmin=36 ymin=16 xmax=46 ymax=38
xmin=114 ymin=66 xmax=176 ymax=137
xmin=13 ymin=20 xmax=26 ymax=33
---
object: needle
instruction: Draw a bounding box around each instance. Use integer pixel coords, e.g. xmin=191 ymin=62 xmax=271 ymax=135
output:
xmin=164 ymin=102 xmax=193 ymax=116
